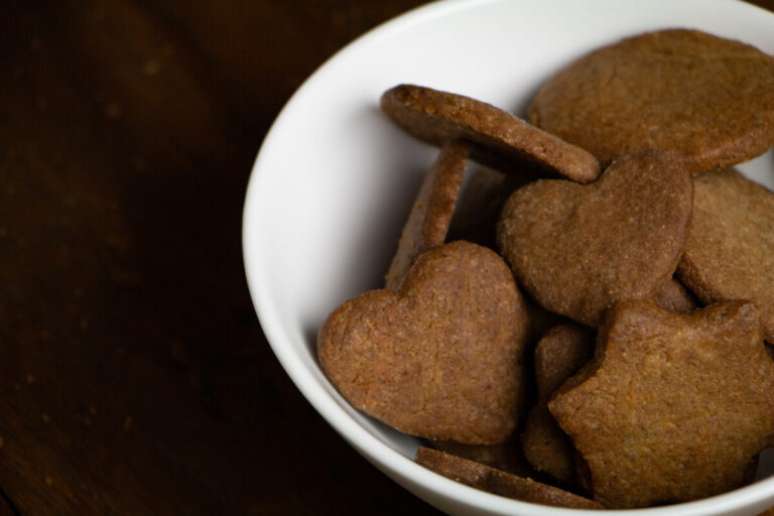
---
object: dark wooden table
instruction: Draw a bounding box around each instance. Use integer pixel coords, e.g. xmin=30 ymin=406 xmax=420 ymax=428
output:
xmin=1 ymin=1 xmax=772 ymax=514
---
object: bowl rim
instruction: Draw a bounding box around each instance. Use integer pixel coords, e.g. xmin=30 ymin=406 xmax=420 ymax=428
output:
xmin=242 ymin=0 xmax=774 ymax=513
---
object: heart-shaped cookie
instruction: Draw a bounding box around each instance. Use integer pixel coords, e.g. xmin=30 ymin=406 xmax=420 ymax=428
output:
xmin=318 ymin=241 xmax=528 ymax=444
xmin=497 ymin=151 xmax=693 ymax=326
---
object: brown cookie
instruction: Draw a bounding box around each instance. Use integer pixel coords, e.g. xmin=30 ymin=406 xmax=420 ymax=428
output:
xmin=447 ymin=166 xmax=524 ymax=249
xmin=498 ymin=151 xmax=693 ymax=326
xmin=533 ymin=325 xmax=595 ymax=399
xmin=415 ymin=447 xmax=602 ymax=509
xmin=523 ymin=299 xmax=565 ymax=346
xmin=318 ymin=241 xmax=528 ymax=444
xmin=529 ymin=29 xmax=774 ymax=170
xmin=427 ymin=440 xmax=530 ymax=477
xmin=678 ymin=169 xmax=774 ymax=343
xmin=523 ymin=324 xmax=593 ymax=483
xmin=654 ymin=278 xmax=698 ymax=314
xmin=549 ymin=300 xmax=774 ymax=508
xmin=385 ymin=142 xmax=467 ymax=290
xmin=381 ymin=84 xmax=601 ymax=183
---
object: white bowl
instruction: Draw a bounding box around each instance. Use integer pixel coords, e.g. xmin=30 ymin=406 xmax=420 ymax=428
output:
xmin=242 ymin=1 xmax=774 ymax=514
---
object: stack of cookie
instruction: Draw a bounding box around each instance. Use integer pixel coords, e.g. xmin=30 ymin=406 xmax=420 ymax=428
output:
xmin=317 ymin=29 xmax=774 ymax=510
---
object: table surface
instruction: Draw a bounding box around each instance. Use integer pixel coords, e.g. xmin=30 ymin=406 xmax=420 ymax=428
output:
xmin=1 ymin=1 xmax=772 ymax=514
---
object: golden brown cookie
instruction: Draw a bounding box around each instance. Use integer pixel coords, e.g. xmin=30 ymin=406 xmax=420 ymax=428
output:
xmin=381 ymin=84 xmax=600 ymax=183
xmin=522 ymin=324 xmax=593 ymax=483
xmin=530 ymin=29 xmax=774 ymax=170
xmin=654 ymin=278 xmax=698 ymax=314
xmin=415 ymin=447 xmax=602 ymax=509
xmin=318 ymin=241 xmax=528 ymax=444
xmin=549 ymin=300 xmax=774 ymax=508
xmin=678 ymin=169 xmax=774 ymax=343
xmin=498 ymin=151 xmax=693 ymax=326
xmin=385 ymin=142 xmax=467 ymax=290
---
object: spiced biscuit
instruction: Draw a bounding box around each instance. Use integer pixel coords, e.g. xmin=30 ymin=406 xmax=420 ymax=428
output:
xmin=678 ymin=169 xmax=774 ymax=342
xmin=385 ymin=142 xmax=467 ymax=290
xmin=428 ymin=440 xmax=530 ymax=476
xmin=524 ymin=299 xmax=564 ymax=346
xmin=523 ymin=324 xmax=593 ymax=483
xmin=549 ymin=301 xmax=774 ymax=508
xmin=416 ymin=447 xmax=602 ymax=509
xmin=655 ymin=278 xmax=698 ymax=314
xmin=447 ymin=166 xmax=525 ymax=249
xmin=529 ymin=29 xmax=774 ymax=170
xmin=381 ymin=84 xmax=600 ymax=183
xmin=498 ymin=151 xmax=693 ymax=326
xmin=318 ymin=241 xmax=528 ymax=444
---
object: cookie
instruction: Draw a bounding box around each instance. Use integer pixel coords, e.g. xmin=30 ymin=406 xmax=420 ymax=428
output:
xmin=381 ymin=84 xmax=601 ymax=183
xmin=549 ymin=300 xmax=774 ymax=508
xmin=498 ymin=151 xmax=693 ymax=326
xmin=524 ymin=299 xmax=565 ymax=346
xmin=428 ymin=440 xmax=530 ymax=476
xmin=415 ymin=447 xmax=603 ymax=509
xmin=385 ymin=142 xmax=467 ymax=290
xmin=533 ymin=325 xmax=595 ymax=398
xmin=678 ymin=169 xmax=774 ymax=342
xmin=655 ymin=278 xmax=698 ymax=314
xmin=529 ymin=29 xmax=774 ymax=170
xmin=447 ymin=166 xmax=524 ymax=249
xmin=318 ymin=241 xmax=528 ymax=444
xmin=522 ymin=324 xmax=593 ymax=483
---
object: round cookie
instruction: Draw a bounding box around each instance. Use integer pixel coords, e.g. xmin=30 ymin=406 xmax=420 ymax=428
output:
xmin=381 ymin=84 xmax=601 ymax=183
xmin=498 ymin=151 xmax=693 ymax=326
xmin=427 ymin=440 xmax=530 ymax=476
xmin=415 ymin=447 xmax=602 ymax=509
xmin=318 ymin=241 xmax=528 ymax=444
xmin=385 ymin=142 xmax=467 ymax=291
xmin=678 ymin=168 xmax=774 ymax=343
xmin=529 ymin=29 xmax=774 ymax=170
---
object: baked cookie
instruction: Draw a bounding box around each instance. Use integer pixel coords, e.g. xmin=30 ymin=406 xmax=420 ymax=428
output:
xmin=319 ymin=241 xmax=528 ymax=444
xmin=549 ymin=300 xmax=774 ymax=508
xmin=678 ymin=169 xmax=774 ymax=342
xmin=522 ymin=324 xmax=593 ymax=483
xmin=381 ymin=84 xmax=600 ymax=183
xmin=416 ymin=447 xmax=602 ymax=509
xmin=385 ymin=142 xmax=467 ymax=290
xmin=529 ymin=29 xmax=774 ymax=170
xmin=655 ymin=278 xmax=698 ymax=314
xmin=447 ymin=165 xmax=526 ymax=249
xmin=427 ymin=440 xmax=530 ymax=476
xmin=498 ymin=151 xmax=693 ymax=326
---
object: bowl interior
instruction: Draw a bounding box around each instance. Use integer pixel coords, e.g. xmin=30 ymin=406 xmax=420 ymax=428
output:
xmin=243 ymin=0 xmax=774 ymax=513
